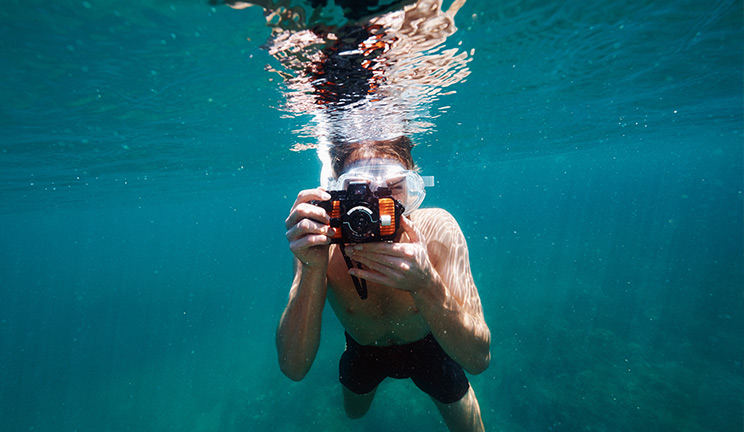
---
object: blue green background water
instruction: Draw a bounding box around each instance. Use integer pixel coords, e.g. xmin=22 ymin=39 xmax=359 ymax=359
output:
xmin=1 ymin=1 xmax=742 ymax=431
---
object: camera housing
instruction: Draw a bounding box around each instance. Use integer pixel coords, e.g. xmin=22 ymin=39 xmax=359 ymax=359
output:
xmin=314 ymin=182 xmax=404 ymax=243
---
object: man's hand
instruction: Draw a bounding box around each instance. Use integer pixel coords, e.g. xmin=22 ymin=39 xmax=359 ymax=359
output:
xmin=343 ymin=216 xmax=438 ymax=293
xmin=285 ymin=188 xmax=335 ymax=268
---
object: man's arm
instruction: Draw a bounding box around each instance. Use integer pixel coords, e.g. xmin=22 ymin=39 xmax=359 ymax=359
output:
xmin=276 ymin=259 xmax=328 ymax=381
xmin=345 ymin=209 xmax=490 ymax=374
xmin=408 ymin=209 xmax=490 ymax=374
xmin=277 ymin=188 xmax=334 ymax=381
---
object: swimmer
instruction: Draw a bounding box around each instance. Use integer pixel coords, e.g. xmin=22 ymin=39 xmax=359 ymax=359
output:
xmin=280 ymin=136 xmax=490 ymax=431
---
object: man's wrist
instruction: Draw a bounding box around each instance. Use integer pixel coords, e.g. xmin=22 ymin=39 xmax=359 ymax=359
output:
xmin=300 ymin=260 xmax=327 ymax=274
xmin=410 ymin=271 xmax=445 ymax=308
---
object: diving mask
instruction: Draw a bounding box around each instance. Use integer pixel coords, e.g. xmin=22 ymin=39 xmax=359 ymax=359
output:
xmin=327 ymin=158 xmax=434 ymax=215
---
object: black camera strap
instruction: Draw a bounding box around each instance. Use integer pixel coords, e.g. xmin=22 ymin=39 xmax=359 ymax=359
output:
xmin=339 ymin=244 xmax=368 ymax=300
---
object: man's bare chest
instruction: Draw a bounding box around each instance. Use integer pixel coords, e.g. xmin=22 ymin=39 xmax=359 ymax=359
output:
xmin=325 ymin=246 xmax=429 ymax=345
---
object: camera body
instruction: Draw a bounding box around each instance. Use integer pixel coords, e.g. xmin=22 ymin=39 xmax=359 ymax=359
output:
xmin=314 ymin=182 xmax=404 ymax=243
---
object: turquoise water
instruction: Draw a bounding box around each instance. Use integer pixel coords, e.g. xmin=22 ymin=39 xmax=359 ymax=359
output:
xmin=1 ymin=1 xmax=742 ymax=431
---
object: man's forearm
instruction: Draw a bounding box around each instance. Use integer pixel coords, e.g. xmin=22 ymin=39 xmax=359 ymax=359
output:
xmin=276 ymin=261 xmax=328 ymax=381
xmin=411 ymin=275 xmax=491 ymax=375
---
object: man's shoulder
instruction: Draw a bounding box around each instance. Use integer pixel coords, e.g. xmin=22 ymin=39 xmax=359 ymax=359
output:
xmin=409 ymin=207 xmax=464 ymax=239
xmin=410 ymin=207 xmax=458 ymax=224
xmin=410 ymin=208 xmax=469 ymax=267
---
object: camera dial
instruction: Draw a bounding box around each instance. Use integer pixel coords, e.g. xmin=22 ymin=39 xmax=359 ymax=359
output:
xmin=344 ymin=206 xmax=377 ymax=242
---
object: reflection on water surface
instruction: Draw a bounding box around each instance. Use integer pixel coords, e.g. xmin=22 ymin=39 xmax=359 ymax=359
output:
xmin=221 ymin=0 xmax=472 ymax=158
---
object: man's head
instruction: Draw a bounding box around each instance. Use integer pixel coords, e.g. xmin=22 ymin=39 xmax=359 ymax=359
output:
xmin=329 ymin=136 xmax=415 ymax=178
xmin=326 ymin=136 xmax=430 ymax=215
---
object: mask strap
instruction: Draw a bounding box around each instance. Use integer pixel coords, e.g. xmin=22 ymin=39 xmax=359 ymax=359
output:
xmin=339 ymin=244 xmax=368 ymax=300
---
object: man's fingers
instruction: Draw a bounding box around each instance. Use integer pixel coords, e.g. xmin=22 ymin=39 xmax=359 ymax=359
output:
xmin=287 ymin=219 xmax=333 ymax=241
xmin=349 ymin=248 xmax=409 ymax=271
xmin=286 ymin=188 xmax=332 ymax=229
xmin=289 ymin=234 xmax=332 ymax=252
xmin=350 ymin=242 xmax=415 ymax=258
xmin=348 ymin=267 xmax=395 ymax=286
xmin=286 ymin=202 xmax=330 ymax=229
xmin=291 ymin=188 xmax=331 ymax=209
xmin=400 ymin=216 xmax=422 ymax=243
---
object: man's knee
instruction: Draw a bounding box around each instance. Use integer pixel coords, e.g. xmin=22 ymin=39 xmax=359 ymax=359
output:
xmin=432 ymin=386 xmax=485 ymax=432
xmin=342 ymin=386 xmax=377 ymax=419
xmin=345 ymin=406 xmax=368 ymax=419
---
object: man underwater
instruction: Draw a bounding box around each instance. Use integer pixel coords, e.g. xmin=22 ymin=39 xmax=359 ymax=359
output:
xmin=281 ymin=136 xmax=490 ymax=431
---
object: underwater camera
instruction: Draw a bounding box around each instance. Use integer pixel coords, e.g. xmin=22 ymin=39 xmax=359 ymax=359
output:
xmin=314 ymin=182 xmax=404 ymax=244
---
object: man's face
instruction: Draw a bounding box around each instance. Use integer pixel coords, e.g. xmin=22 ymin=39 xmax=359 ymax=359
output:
xmin=383 ymin=173 xmax=408 ymax=204
xmin=340 ymin=156 xmax=409 ymax=202
xmin=333 ymin=152 xmax=428 ymax=216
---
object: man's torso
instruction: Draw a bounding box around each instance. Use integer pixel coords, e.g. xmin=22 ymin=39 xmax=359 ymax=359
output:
xmin=325 ymin=208 xmax=449 ymax=347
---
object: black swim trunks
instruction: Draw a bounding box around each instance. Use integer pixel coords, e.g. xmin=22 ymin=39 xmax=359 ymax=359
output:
xmin=339 ymin=332 xmax=470 ymax=404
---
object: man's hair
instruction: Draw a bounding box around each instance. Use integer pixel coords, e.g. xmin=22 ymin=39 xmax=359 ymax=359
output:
xmin=329 ymin=136 xmax=416 ymax=177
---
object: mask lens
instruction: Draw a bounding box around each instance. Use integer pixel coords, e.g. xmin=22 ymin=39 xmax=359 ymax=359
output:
xmin=385 ymin=175 xmax=406 ymax=193
xmin=401 ymin=173 xmax=425 ymax=215
xmin=331 ymin=161 xmax=429 ymax=215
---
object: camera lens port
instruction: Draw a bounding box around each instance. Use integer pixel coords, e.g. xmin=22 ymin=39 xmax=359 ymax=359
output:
xmin=343 ymin=206 xmax=375 ymax=242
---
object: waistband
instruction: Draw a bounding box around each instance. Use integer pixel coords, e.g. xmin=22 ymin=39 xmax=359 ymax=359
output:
xmin=344 ymin=331 xmax=437 ymax=351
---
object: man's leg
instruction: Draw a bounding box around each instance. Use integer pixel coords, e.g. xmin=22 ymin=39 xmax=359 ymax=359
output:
xmin=431 ymin=385 xmax=485 ymax=432
xmin=342 ymin=385 xmax=378 ymax=419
